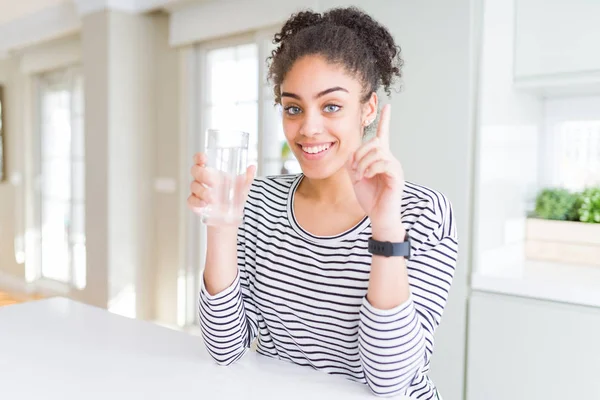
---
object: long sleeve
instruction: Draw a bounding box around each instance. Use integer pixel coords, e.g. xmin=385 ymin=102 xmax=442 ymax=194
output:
xmin=198 ymin=219 xmax=259 ymax=366
xmin=358 ymin=195 xmax=458 ymax=397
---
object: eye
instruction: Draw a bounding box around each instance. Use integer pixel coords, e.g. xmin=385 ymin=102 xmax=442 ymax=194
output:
xmin=324 ymin=104 xmax=341 ymax=113
xmin=284 ymin=105 xmax=302 ymax=116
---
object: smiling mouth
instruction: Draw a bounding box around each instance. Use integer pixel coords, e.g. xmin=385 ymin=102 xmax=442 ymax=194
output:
xmin=299 ymin=142 xmax=334 ymax=154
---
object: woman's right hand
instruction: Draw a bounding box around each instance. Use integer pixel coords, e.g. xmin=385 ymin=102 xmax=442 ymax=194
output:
xmin=190 ymin=152 xmax=255 ymax=295
xmin=187 ymin=152 xmax=256 ymax=217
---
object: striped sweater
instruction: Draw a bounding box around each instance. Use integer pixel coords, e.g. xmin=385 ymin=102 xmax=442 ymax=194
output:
xmin=199 ymin=174 xmax=458 ymax=398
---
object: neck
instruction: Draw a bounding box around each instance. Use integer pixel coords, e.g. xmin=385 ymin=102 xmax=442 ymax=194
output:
xmin=297 ymin=167 xmax=356 ymax=205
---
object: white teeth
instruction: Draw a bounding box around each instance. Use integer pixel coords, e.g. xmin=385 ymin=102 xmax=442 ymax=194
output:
xmin=302 ymin=143 xmax=331 ymax=154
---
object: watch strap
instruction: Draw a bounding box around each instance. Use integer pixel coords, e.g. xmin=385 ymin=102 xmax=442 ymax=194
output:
xmin=368 ymin=232 xmax=411 ymax=258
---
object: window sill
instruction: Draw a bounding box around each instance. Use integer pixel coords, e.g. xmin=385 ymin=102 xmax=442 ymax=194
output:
xmin=0 ymin=272 xmax=73 ymax=299
xmin=472 ymin=246 xmax=600 ymax=308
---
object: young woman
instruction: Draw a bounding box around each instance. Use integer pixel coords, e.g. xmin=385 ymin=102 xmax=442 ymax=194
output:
xmin=188 ymin=7 xmax=458 ymax=399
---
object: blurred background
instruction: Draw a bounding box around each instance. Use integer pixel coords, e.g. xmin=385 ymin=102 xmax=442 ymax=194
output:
xmin=0 ymin=0 xmax=599 ymax=399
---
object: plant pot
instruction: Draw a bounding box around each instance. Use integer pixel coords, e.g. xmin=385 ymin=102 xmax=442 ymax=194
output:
xmin=525 ymin=218 xmax=600 ymax=266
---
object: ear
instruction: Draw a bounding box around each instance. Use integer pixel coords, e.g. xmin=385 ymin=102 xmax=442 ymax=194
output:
xmin=361 ymin=92 xmax=378 ymax=127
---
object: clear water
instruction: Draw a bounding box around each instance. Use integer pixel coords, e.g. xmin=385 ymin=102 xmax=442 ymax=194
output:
xmin=202 ymin=146 xmax=248 ymax=226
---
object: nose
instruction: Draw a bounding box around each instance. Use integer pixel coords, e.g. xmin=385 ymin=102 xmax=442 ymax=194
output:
xmin=298 ymin=109 xmax=324 ymax=138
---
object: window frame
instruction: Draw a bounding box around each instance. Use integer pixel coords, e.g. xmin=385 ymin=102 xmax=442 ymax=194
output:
xmin=540 ymin=95 xmax=600 ymax=191
xmin=26 ymin=65 xmax=85 ymax=294
xmin=179 ymin=28 xmax=281 ymax=327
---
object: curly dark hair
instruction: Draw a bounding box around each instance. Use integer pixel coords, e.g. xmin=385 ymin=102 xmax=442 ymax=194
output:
xmin=267 ymin=7 xmax=403 ymax=105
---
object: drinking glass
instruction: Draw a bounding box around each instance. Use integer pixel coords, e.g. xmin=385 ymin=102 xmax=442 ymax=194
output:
xmin=201 ymin=129 xmax=249 ymax=226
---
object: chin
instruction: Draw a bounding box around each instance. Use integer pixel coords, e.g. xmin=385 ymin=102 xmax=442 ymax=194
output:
xmin=298 ymin=162 xmax=344 ymax=180
xmin=300 ymin=168 xmax=330 ymax=180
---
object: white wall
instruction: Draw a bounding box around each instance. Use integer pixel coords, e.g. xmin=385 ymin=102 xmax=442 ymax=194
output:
xmin=152 ymin=13 xmax=180 ymax=326
xmin=0 ymin=0 xmax=69 ymax=25
xmin=467 ymin=291 xmax=600 ymax=400
xmin=107 ymin=11 xmax=158 ymax=319
xmin=514 ymin=0 xmax=600 ymax=78
xmin=82 ymin=10 xmax=179 ymax=319
xmin=80 ymin=10 xmax=110 ymax=308
xmin=473 ymin=0 xmax=543 ymax=270
xmin=0 ymin=57 xmax=25 ymax=281
xmin=170 ymin=0 xmax=318 ymax=46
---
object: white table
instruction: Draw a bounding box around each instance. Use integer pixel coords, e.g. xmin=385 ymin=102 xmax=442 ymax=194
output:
xmin=0 ymin=297 xmax=397 ymax=399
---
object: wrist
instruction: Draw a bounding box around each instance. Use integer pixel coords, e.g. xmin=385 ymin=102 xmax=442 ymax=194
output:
xmin=206 ymin=225 xmax=239 ymax=248
xmin=371 ymin=222 xmax=406 ymax=242
xmin=207 ymin=225 xmax=238 ymax=237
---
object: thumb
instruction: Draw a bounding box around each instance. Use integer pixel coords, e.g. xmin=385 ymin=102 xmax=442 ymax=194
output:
xmin=234 ymin=164 xmax=256 ymax=212
xmin=246 ymin=164 xmax=257 ymax=189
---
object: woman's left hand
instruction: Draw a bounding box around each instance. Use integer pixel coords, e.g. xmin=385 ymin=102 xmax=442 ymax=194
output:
xmin=347 ymin=104 xmax=406 ymax=236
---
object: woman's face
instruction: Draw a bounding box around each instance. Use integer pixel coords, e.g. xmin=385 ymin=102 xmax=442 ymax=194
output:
xmin=279 ymin=55 xmax=377 ymax=180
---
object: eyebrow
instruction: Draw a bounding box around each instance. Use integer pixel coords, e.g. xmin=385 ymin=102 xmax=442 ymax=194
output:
xmin=281 ymin=86 xmax=349 ymax=100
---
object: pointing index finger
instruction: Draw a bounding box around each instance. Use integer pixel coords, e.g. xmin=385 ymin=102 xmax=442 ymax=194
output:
xmin=376 ymin=104 xmax=392 ymax=148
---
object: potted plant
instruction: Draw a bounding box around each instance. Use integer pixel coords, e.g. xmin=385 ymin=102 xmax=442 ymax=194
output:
xmin=525 ymin=187 xmax=600 ymax=266
xmin=579 ymin=188 xmax=600 ymax=223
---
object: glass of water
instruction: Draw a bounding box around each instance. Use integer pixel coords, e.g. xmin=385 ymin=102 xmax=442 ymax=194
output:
xmin=201 ymin=129 xmax=249 ymax=226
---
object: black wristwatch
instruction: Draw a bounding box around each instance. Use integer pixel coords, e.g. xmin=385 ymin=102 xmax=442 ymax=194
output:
xmin=368 ymin=232 xmax=411 ymax=259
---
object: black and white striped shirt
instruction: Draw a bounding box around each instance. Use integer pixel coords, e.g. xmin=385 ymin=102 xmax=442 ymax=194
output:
xmin=199 ymin=174 xmax=458 ymax=399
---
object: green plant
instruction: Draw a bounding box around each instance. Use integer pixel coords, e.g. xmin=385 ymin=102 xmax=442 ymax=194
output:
xmin=578 ymin=187 xmax=600 ymax=223
xmin=566 ymin=194 xmax=584 ymax=222
xmin=534 ymin=188 xmax=580 ymax=221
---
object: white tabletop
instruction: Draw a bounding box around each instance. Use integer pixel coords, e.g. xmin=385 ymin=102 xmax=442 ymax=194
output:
xmin=0 ymin=297 xmax=393 ymax=399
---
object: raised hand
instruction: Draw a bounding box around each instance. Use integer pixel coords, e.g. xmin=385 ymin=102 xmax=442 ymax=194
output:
xmin=347 ymin=104 xmax=405 ymax=235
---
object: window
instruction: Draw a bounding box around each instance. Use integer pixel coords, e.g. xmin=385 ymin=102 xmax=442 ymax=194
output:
xmin=472 ymin=95 xmax=600 ymax=274
xmin=204 ymin=43 xmax=260 ymax=167
xmin=180 ymin=31 xmax=301 ymax=327
xmin=199 ymin=34 xmax=301 ymax=176
xmin=28 ymin=67 xmax=85 ymax=289
xmin=541 ymin=96 xmax=600 ymax=191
